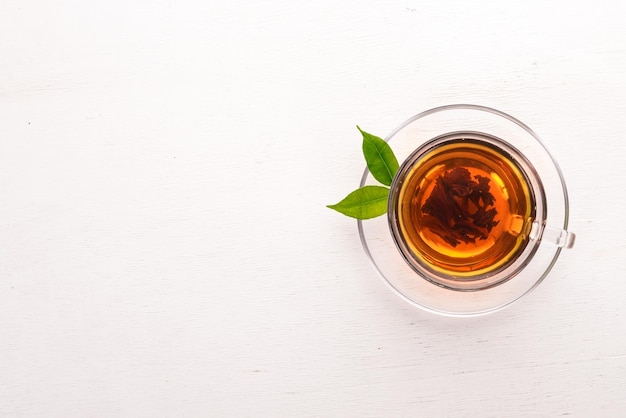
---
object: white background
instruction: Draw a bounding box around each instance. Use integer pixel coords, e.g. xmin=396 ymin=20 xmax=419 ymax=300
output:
xmin=1 ymin=0 xmax=626 ymax=416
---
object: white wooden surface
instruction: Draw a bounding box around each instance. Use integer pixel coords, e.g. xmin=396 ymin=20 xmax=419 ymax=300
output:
xmin=2 ymin=1 xmax=626 ymax=416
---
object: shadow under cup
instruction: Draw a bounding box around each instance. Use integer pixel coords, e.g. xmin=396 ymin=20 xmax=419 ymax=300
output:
xmin=388 ymin=131 xmax=550 ymax=291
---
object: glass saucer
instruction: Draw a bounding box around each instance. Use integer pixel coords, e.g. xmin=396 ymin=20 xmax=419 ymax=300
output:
xmin=357 ymin=104 xmax=574 ymax=316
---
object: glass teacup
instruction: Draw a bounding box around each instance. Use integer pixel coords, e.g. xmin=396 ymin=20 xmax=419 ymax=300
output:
xmin=359 ymin=105 xmax=575 ymax=315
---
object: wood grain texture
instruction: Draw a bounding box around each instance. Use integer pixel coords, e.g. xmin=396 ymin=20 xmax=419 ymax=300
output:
xmin=1 ymin=0 xmax=625 ymax=416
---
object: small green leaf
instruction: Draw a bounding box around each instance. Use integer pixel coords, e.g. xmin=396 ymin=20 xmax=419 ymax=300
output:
xmin=358 ymin=126 xmax=399 ymax=186
xmin=327 ymin=185 xmax=390 ymax=219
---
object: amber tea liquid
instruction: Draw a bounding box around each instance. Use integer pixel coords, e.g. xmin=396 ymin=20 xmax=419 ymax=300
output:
xmin=394 ymin=134 xmax=536 ymax=279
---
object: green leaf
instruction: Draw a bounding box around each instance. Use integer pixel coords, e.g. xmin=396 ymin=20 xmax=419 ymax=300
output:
xmin=327 ymin=185 xmax=390 ymax=219
xmin=358 ymin=126 xmax=399 ymax=186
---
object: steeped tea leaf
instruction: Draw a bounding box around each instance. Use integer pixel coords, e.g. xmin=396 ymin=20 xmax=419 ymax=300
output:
xmin=327 ymin=185 xmax=390 ymax=219
xmin=420 ymin=167 xmax=499 ymax=247
xmin=358 ymin=126 xmax=399 ymax=187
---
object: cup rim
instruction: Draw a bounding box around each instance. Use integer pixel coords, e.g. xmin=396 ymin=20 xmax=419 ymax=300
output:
xmin=386 ymin=130 xmax=546 ymax=291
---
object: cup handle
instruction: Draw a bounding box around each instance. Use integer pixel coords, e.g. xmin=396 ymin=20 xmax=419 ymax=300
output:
xmin=530 ymin=222 xmax=575 ymax=249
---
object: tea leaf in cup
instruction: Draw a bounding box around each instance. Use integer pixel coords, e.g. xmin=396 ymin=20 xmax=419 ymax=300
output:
xmin=327 ymin=185 xmax=390 ymax=219
xmin=358 ymin=126 xmax=399 ymax=187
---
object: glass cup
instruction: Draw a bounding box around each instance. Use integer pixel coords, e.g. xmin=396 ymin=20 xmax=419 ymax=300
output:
xmin=358 ymin=104 xmax=575 ymax=315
